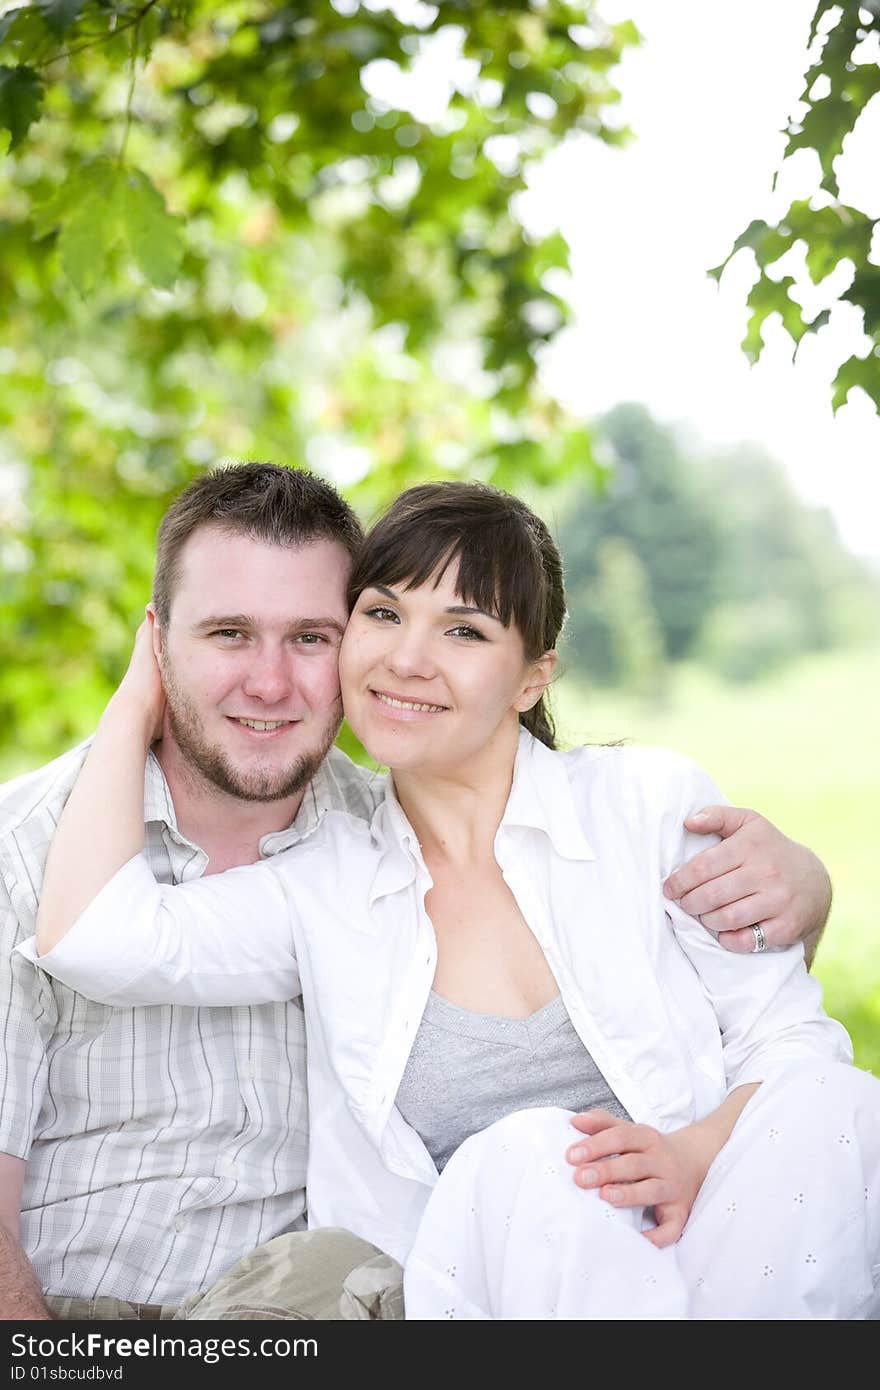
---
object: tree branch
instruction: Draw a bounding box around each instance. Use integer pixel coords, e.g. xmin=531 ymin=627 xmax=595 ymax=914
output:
xmin=35 ymin=0 xmax=162 ymax=70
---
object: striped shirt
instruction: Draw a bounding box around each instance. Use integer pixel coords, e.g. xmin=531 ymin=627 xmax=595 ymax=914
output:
xmin=0 ymin=740 xmax=384 ymax=1305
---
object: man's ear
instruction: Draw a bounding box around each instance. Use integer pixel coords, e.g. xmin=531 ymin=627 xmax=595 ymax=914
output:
xmin=514 ymin=650 xmax=558 ymax=713
xmin=145 ymin=603 xmax=162 ymax=659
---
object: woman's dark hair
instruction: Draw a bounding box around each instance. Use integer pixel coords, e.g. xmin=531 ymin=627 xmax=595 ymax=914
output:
xmin=347 ymin=481 xmax=566 ymax=749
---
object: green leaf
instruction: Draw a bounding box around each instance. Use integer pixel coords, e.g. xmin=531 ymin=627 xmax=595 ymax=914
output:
xmin=119 ymin=169 xmax=184 ymax=289
xmin=842 ymin=264 xmax=880 ymax=340
xmin=0 ymin=12 xmax=20 ymax=47
xmin=832 ymin=352 xmax=880 ymax=413
xmin=708 ymin=220 xmax=791 ymax=281
xmin=31 ymin=179 xmax=75 ymax=239
xmin=40 ymin=1 xmax=87 ymax=39
xmin=0 ymin=63 xmax=43 ymax=149
xmin=792 ymin=307 xmax=830 ymax=359
xmin=741 ymin=274 xmax=826 ymax=362
xmin=56 ymin=159 xmax=123 ymax=294
xmin=808 ymin=0 xmax=843 ymax=46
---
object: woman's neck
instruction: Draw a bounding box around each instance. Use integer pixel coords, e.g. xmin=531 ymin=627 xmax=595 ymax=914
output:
xmin=392 ymin=720 xmax=520 ymax=865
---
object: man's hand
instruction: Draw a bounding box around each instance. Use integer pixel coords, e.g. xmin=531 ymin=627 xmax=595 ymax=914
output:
xmin=662 ymin=806 xmax=831 ymax=962
xmin=565 ymin=1111 xmax=710 ymax=1248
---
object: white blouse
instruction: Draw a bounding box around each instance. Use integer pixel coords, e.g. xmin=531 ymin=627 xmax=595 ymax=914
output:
xmin=21 ymin=732 xmax=851 ymax=1264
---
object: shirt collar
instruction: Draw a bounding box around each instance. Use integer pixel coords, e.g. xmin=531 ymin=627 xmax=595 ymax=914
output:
xmin=144 ymin=750 xmax=178 ymax=829
xmin=366 ymin=726 xmax=594 ymax=906
xmin=143 ymin=749 xmax=321 ymax=859
xmin=498 ymin=728 xmax=595 ymax=862
xmin=368 ymin=781 xmax=422 ymax=907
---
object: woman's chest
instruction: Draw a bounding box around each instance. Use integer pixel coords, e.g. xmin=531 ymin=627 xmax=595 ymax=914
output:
xmin=425 ymin=863 xmax=560 ymax=1017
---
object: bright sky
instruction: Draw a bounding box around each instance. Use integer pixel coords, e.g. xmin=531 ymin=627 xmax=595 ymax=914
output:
xmin=520 ymin=0 xmax=880 ymax=559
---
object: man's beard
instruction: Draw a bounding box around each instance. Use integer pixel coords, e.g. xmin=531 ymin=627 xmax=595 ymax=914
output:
xmin=161 ymin=661 xmax=340 ymax=804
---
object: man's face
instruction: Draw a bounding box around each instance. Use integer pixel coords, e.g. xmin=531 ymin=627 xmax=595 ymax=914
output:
xmin=155 ymin=526 xmax=351 ymax=803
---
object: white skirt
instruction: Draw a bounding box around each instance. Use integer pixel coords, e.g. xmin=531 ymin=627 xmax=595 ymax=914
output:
xmin=403 ymin=1062 xmax=880 ymax=1319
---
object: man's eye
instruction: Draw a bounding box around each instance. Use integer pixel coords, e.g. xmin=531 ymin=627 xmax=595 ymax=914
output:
xmin=296 ymin=633 xmax=327 ymax=645
xmin=213 ymin=629 xmax=244 ymax=641
xmin=448 ymin=625 xmax=485 ymax=642
xmin=364 ymin=606 xmax=399 ymax=623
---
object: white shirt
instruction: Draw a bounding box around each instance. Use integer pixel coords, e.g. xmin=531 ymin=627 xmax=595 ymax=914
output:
xmin=23 ymin=732 xmax=852 ymax=1265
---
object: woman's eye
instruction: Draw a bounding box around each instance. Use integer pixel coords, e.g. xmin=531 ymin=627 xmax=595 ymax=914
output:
xmin=448 ymin=625 xmax=485 ymax=642
xmin=364 ymin=606 xmax=399 ymax=623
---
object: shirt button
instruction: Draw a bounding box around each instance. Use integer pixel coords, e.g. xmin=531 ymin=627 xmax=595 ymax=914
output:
xmin=174 ymin=1218 xmax=185 ymax=1232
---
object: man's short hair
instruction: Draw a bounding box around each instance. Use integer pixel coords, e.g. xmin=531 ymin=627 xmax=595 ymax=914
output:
xmin=152 ymin=462 xmax=364 ymax=625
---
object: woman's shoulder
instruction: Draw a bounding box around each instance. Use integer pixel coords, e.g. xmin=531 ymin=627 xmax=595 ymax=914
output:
xmin=555 ymin=741 xmax=723 ymax=827
xmin=558 ymin=741 xmax=708 ymax=790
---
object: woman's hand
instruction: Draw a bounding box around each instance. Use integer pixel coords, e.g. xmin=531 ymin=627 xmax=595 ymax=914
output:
xmin=565 ymin=1086 xmax=759 ymax=1247
xmin=565 ymin=1110 xmax=718 ymax=1248
xmin=104 ymin=615 xmax=166 ymax=746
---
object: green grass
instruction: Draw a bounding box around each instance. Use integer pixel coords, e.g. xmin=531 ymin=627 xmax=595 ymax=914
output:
xmin=554 ymin=644 xmax=880 ymax=1073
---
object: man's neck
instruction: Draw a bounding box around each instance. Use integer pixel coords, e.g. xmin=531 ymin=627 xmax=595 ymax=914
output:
xmin=154 ymin=737 xmax=307 ymax=874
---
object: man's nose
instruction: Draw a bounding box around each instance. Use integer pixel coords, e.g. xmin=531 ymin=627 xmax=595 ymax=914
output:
xmin=241 ymin=648 xmax=292 ymax=704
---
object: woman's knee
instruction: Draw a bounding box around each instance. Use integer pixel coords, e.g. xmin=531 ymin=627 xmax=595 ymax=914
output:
xmin=481 ymin=1105 xmax=575 ymax=1142
xmin=760 ymin=1061 xmax=880 ymax=1124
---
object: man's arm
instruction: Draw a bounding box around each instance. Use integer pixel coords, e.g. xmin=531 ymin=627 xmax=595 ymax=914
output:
xmin=0 ymin=1154 xmax=52 ymax=1319
xmin=662 ymin=806 xmax=831 ymax=967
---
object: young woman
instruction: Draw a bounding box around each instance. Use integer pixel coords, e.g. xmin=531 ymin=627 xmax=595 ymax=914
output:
xmin=27 ymin=483 xmax=880 ymax=1319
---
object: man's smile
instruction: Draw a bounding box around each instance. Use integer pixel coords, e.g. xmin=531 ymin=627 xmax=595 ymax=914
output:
xmin=228 ymin=716 xmax=298 ymax=735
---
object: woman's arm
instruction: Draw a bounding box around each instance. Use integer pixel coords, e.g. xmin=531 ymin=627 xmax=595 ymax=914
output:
xmin=27 ymin=621 xmax=300 ymax=1007
xmin=37 ymin=620 xmax=162 ymax=955
xmin=661 ymin=756 xmax=852 ymax=1089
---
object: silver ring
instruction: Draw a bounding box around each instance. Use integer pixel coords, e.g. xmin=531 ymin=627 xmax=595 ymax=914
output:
xmin=751 ymin=924 xmax=766 ymax=953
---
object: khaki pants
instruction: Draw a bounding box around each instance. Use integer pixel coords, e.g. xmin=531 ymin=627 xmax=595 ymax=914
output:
xmin=47 ymin=1229 xmax=404 ymax=1321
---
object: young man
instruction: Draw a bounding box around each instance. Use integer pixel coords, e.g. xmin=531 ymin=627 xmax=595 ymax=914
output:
xmin=0 ymin=464 xmax=831 ymax=1320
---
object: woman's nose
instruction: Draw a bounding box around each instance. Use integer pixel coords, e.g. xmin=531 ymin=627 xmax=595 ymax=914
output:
xmin=383 ymin=628 xmax=436 ymax=680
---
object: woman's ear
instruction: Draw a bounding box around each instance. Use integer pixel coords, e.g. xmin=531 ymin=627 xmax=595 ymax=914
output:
xmin=514 ymin=650 xmax=558 ymax=713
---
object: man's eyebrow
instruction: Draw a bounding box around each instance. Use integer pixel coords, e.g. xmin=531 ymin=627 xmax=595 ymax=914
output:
xmin=192 ymin=615 xmax=346 ymax=635
xmin=192 ymin=615 xmax=254 ymax=632
xmin=366 ymin=585 xmax=500 ymax=623
xmin=291 ymin=617 xmax=347 ymax=636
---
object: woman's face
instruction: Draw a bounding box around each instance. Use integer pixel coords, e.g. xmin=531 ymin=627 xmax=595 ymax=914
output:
xmin=339 ymin=564 xmax=553 ymax=776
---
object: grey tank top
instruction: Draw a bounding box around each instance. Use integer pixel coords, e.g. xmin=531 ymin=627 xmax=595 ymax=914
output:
xmin=394 ymin=991 xmax=630 ymax=1172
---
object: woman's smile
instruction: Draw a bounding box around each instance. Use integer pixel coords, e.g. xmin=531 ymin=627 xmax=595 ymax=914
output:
xmin=369 ymin=689 xmax=450 ymax=719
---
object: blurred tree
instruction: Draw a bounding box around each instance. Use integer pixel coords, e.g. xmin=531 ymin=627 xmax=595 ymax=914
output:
xmin=712 ymin=0 xmax=880 ymax=415
xmin=0 ymin=0 xmax=639 ymax=769
xmin=696 ymin=443 xmax=880 ymax=681
xmin=559 ymin=404 xmax=879 ymax=687
xmin=560 ymin=404 xmax=720 ymax=682
xmin=592 ymin=535 xmax=665 ymax=700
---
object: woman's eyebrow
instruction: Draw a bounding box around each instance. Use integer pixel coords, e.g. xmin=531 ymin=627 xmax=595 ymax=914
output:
xmin=366 ymin=584 xmax=500 ymax=622
xmin=444 ymin=604 xmax=501 ymax=622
